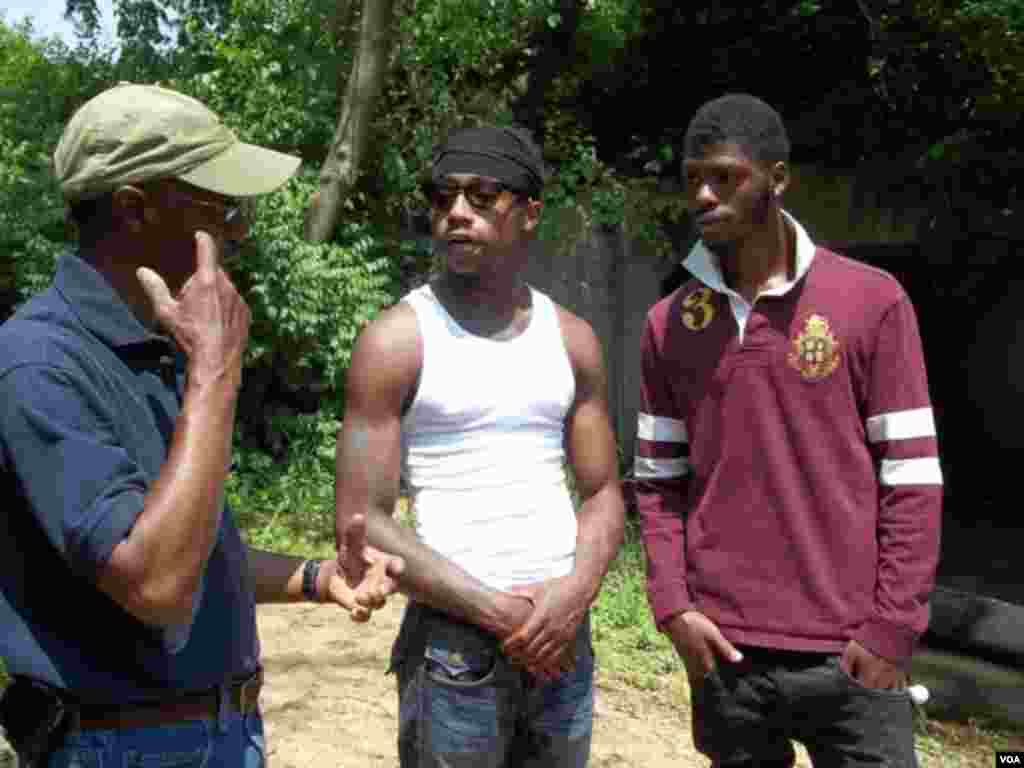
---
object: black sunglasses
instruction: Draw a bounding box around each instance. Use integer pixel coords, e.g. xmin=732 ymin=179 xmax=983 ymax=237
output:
xmin=420 ymin=178 xmax=520 ymax=212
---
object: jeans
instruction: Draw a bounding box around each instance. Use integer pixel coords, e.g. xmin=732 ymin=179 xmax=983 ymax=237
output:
xmin=392 ymin=603 xmax=594 ymax=768
xmin=44 ymin=711 xmax=265 ymax=768
xmin=692 ymin=646 xmax=918 ymax=768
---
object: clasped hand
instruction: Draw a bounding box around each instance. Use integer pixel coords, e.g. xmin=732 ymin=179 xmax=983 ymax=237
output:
xmin=500 ymin=574 xmax=591 ymax=682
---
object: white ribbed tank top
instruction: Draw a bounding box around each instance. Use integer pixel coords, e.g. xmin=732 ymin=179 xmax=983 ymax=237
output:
xmin=400 ymin=283 xmax=578 ymax=590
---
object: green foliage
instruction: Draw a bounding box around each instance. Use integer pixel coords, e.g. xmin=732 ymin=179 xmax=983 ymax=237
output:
xmin=591 ymin=516 xmax=683 ymax=688
xmin=880 ymin=0 xmax=1024 ymax=127
xmin=113 ymin=0 xmax=174 ymax=79
xmin=958 ymin=0 xmax=1024 ymax=32
xmin=574 ymin=0 xmax=643 ymax=73
xmin=173 ymin=0 xmax=346 ymax=152
xmin=0 ymin=133 xmax=64 ymax=306
xmin=66 ymin=0 xmax=232 ymax=79
xmin=231 ymin=171 xmax=399 ymax=390
xmin=228 ymin=414 xmax=339 ymax=555
xmin=621 ymin=177 xmax=691 ymax=260
xmin=538 ymin=118 xmax=686 ymax=261
xmin=791 ymin=0 xmax=822 ymax=16
xmin=0 ymin=20 xmax=106 ymax=313
xmin=399 ymin=0 xmax=556 ymax=77
xmin=0 ymin=12 xmax=397 ymax=390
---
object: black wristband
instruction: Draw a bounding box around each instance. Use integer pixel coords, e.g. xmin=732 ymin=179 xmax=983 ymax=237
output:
xmin=301 ymin=559 xmax=322 ymax=602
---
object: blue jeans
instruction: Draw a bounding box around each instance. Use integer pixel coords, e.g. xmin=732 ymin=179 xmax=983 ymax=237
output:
xmin=392 ymin=603 xmax=594 ymax=768
xmin=45 ymin=711 xmax=265 ymax=768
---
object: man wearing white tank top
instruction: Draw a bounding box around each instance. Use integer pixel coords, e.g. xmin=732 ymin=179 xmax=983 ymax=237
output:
xmin=334 ymin=125 xmax=625 ymax=767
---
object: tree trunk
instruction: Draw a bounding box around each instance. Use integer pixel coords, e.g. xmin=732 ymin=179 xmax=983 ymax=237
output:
xmin=305 ymin=0 xmax=396 ymax=243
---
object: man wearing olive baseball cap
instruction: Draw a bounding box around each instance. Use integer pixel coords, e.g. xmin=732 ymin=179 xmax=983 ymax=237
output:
xmin=56 ymin=82 xmax=302 ymax=201
xmin=0 ymin=83 xmax=402 ymax=767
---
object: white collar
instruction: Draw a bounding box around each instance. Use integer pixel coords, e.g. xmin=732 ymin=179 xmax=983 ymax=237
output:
xmin=682 ymin=210 xmax=817 ymax=300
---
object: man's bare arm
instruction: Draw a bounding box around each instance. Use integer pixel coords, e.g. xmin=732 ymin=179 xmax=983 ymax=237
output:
xmin=97 ymin=233 xmax=247 ymax=627
xmin=562 ymin=311 xmax=626 ymax=601
xmin=503 ymin=308 xmax=626 ymax=667
xmin=334 ymin=304 xmax=530 ymax=638
xmin=247 ymin=515 xmax=400 ymax=621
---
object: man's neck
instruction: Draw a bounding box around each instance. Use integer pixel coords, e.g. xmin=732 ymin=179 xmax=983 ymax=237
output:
xmin=716 ymin=212 xmax=795 ymax=304
xmin=84 ymin=244 xmax=159 ymax=331
xmin=434 ymin=271 xmax=531 ymax=341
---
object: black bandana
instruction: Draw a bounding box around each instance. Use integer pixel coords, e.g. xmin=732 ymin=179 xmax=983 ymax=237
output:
xmin=431 ymin=126 xmax=545 ymax=197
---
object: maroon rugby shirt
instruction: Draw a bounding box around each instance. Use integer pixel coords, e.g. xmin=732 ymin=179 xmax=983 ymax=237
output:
xmin=636 ymin=238 xmax=942 ymax=665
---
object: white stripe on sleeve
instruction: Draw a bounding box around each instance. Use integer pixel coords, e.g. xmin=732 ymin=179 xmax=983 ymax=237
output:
xmin=879 ymin=458 xmax=943 ymax=486
xmin=634 ymin=456 xmax=690 ymax=480
xmin=637 ymin=412 xmax=688 ymax=443
xmin=866 ymin=408 xmax=937 ymax=443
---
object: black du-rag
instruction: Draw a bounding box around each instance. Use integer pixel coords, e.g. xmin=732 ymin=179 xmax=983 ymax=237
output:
xmin=431 ymin=126 xmax=545 ymax=197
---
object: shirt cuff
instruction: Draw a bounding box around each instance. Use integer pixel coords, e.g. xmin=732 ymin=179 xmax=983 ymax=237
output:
xmin=69 ymin=489 xmax=145 ymax=577
xmin=649 ymin=585 xmax=694 ymax=631
xmin=852 ymin=616 xmax=920 ymax=666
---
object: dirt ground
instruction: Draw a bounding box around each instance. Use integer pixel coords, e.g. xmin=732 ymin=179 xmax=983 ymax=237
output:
xmin=258 ymin=599 xmax=813 ymax=768
xmin=0 ymin=598 xmax=718 ymax=768
xmin=260 ymin=598 xmax=695 ymax=767
xmin=5 ymin=599 xmax=1007 ymax=767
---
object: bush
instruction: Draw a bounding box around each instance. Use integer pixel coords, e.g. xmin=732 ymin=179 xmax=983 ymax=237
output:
xmin=591 ymin=516 xmax=683 ymax=688
xmin=228 ymin=412 xmax=339 ymax=556
xmin=232 ymin=170 xmax=400 ymax=394
xmin=0 ymin=21 xmax=114 ymax=317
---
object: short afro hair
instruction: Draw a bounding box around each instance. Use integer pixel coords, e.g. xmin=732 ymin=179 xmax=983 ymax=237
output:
xmin=683 ymin=94 xmax=790 ymax=166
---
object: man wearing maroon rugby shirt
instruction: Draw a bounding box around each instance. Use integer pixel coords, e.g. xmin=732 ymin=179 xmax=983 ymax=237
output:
xmin=635 ymin=93 xmax=942 ymax=767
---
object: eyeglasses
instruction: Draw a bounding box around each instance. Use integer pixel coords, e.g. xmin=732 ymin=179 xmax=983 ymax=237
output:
xmin=421 ymin=178 xmax=518 ymax=212
xmin=171 ymin=187 xmax=247 ymax=227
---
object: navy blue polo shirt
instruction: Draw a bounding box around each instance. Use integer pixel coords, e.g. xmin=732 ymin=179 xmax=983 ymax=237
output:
xmin=0 ymin=253 xmax=259 ymax=704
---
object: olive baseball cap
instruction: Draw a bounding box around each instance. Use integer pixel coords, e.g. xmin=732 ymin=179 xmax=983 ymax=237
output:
xmin=55 ymin=82 xmax=301 ymax=202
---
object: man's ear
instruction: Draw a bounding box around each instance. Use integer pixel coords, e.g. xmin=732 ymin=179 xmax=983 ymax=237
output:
xmin=770 ymin=161 xmax=790 ymax=200
xmin=112 ymin=185 xmax=150 ymax=233
xmin=521 ymin=198 xmax=543 ymax=234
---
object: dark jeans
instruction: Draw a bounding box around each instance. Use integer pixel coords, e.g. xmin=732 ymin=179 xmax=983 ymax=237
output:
xmin=46 ymin=712 xmax=265 ymax=768
xmin=0 ymin=675 xmax=265 ymax=768
xmin=692 ymin=647 xmax=918 ymax=768
xmin=391 ymin=602 xmax=594 ymax=768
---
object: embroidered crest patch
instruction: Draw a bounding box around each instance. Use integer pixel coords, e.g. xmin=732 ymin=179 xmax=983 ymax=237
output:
xmin=788 ymin=314 xmax=841 ymax=380
xmin=681 ymin=287 xmax=715 ymax=331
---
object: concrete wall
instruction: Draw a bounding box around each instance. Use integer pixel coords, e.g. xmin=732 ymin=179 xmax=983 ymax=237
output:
xmin=524 ymin=208 xmax=664 ymax=458
xmin=785 ymin=163 xmax=926 ymax=244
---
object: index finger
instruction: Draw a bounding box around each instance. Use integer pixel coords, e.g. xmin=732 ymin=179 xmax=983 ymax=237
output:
xmin=339 ymin=514 xmax=369 ymax=586
xmin=502 ymin=613 xmax=540 ymax=653
xmin=343 ymin=513 xmax=368 ymax=561
xmin=706 ymin=622 xmax=743 ymax=663
xmin=194 ymin=231 xmax=220 ymax=279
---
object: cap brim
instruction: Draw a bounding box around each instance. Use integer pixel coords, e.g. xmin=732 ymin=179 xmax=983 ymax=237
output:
xmin=179 ymin=141 xmax=301 ymax=198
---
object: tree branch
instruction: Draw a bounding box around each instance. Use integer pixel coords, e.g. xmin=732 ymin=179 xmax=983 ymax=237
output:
xmin=306 ymin=0 xmax=396 ymax=244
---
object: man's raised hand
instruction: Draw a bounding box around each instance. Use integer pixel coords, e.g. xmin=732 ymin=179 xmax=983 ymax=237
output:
xmin=337 ymin=513 xmax=405 ymax=619
xmin=136 ymin=231 xmax=250 ymax=390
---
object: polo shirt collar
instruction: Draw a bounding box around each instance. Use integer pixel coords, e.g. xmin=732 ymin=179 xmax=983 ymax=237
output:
xmin=683 ymin=210 xmax=817 ymax=299
xmin=54 ymin=252 xmax=166 ymax=350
